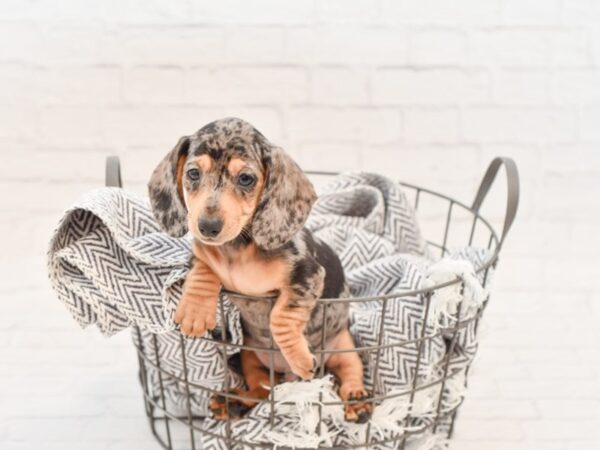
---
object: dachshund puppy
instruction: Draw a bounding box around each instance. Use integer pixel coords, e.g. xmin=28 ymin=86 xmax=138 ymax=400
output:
xmin=148 ymin=118 xmax=372 ymax=422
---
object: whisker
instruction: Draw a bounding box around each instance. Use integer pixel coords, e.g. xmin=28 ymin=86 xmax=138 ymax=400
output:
xmin=239 ymin=227 xmax=252 ymax=242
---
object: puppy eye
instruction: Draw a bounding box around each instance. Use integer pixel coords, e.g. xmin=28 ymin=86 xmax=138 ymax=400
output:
xmin=186 ymin=168 xmax=201 ymax=181
xmin=237 ymin=173 xmax=255 ymax=187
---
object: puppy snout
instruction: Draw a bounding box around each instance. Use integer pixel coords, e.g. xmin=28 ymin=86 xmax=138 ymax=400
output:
xmin=198 ymin=217 xmax=224 ymax=238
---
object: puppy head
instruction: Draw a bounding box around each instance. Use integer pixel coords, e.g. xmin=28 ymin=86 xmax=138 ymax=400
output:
xmin=148 ymin=117 xmax=316 ymax=250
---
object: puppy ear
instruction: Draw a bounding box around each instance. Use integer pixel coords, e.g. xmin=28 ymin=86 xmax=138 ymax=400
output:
xmin=252 ymin=147 xmax=316 ymax=250
xmin=148 ymin=136 xmax=191 ymax=237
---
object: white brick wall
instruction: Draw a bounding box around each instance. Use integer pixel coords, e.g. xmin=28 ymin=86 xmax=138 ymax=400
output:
xmin=1 ymin=1 xmax=599 ymax=449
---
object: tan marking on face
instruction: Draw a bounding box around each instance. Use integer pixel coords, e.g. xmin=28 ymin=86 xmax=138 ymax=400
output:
xmin=184 ymin=155 xmax=267 ymax=245
xmin=227 ymin=158 xmax=246 ymax=177
xmin=185 ymin=188 xmax=210 ymax=238
xmin=197 ymin=154 xmax=213 ymax=172
xmin=208 ymin=190 xmax=245 ymax=243
xmin=175 ymin=153 xmax=187 ymax=200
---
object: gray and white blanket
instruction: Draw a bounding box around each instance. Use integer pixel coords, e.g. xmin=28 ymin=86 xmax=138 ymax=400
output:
xmin=48 ymin=173 xmax=492 ymax=450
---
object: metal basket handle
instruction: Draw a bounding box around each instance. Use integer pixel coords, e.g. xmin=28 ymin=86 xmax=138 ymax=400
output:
xmin=471 ymin=157 xmax=519 ymax=249
xmin=105 ymin=155 xmax=123 ymax=188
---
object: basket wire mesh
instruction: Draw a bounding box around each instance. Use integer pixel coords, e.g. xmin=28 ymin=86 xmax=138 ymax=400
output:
xmin=105 ymin=156 xmax=519 ymax=450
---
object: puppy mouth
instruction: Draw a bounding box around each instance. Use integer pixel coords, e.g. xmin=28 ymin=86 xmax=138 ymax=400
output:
xmin=197 ymin=236 xmax=223 ymax=246
xmin=195 ymin=227 xmax=242 ymax=246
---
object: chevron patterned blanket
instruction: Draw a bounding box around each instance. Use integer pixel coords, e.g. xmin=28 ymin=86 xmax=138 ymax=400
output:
xmin=48 ymin=173 xmax=491 ymax=450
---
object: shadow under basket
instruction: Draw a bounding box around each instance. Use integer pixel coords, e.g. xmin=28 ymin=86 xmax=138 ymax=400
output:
xmin=105 ymin=156 xmax=519 ymax=450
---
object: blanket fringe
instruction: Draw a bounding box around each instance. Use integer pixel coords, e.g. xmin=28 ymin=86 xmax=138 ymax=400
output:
xmin=259 ymin=369 xmax=469 ymax=449
xmin=424 ymin=258 xmax=488 ymax=329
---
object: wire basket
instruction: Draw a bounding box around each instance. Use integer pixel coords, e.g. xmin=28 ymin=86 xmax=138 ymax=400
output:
xmin=105 ymin=156 xmax=519 ymax=450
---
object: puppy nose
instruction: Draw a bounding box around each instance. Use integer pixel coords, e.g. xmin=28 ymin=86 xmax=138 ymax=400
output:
xmin=198 ymin=217 xmax=223 ymax=238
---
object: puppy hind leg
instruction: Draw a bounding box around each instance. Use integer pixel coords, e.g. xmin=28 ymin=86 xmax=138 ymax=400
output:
xmin=210 ymin=350 xmax=279 ymax=420
xmin=326 ymin=328 xmax=373 ymax=423
xmin=240 ymin=349 xmax=279 ymax=405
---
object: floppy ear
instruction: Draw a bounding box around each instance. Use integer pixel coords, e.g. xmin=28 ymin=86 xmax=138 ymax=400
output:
xmin=251 ymin=146 xmax=316 ymax=250
xmin=147 ymin=136 xmax=191 ymax=237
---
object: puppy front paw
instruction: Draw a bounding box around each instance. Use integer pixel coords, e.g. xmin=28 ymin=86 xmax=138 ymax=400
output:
xmin=175 ymin=293 xmax=218 ymax=337
xmin=287 ymin=348 xmax=318 ymax=381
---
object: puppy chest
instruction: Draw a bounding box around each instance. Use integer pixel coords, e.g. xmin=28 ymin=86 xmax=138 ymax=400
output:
xmin=213 ymin=258 xmax=287 ymax=298
xmin=194 ymin=243 xmax=287 ymax=297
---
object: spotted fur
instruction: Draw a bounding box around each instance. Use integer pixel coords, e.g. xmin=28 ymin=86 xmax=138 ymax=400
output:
xmin=148 ymin=136 xmax=190 ymax=237
xmin=229 ymin=229 xmax=349 ymax=353
xmin=251 ymin=147 xmax=316 ymax=250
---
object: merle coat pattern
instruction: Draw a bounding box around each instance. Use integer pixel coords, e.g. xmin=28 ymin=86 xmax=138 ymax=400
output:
xmin=148 ymin=118 xmax=372 ymax=422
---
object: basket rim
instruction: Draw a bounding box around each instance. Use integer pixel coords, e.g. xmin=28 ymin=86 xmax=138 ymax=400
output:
xmin=135 ymin=304 xmax=483 ymax=365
